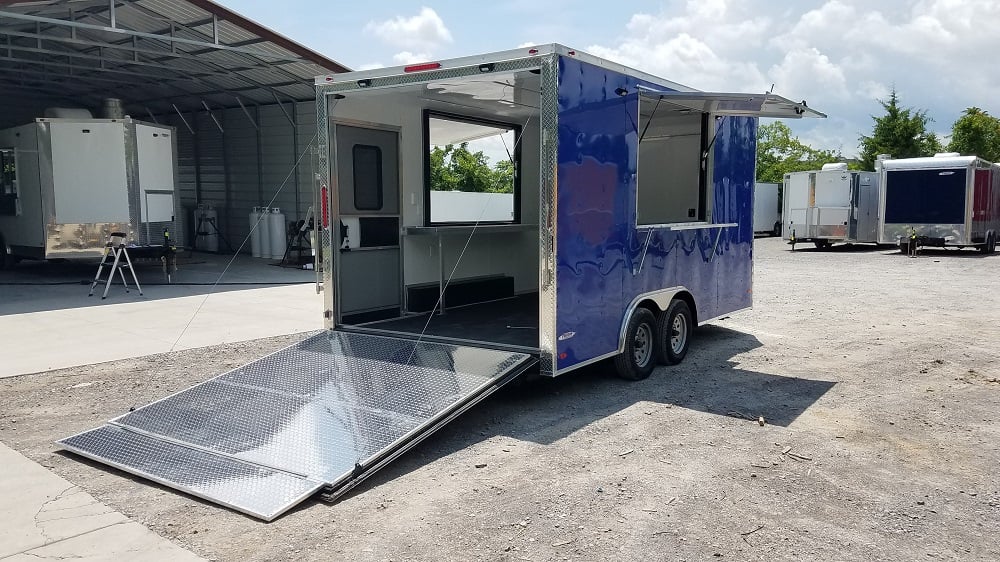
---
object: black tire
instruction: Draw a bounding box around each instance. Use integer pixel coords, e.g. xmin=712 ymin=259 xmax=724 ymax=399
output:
xmin=772 ymin=222 xmax=781 ymax=237
xmin=979 ymin=233 xmax=991 ymax=254
xmin=614 ymin=307 xmax=657 ymax=381
xmin=655 ymin=299 xmax=693 ymax=366
xmin=813 ymin=240 xmax=831 ymax=249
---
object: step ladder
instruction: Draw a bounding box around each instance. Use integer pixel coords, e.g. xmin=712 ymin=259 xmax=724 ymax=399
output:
xmin=89 ymin=232 xmax=143 ymax=299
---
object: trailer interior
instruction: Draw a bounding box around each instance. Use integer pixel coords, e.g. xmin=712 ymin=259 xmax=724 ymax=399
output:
xmin=327 ymin=69 xmax=544 ymax=352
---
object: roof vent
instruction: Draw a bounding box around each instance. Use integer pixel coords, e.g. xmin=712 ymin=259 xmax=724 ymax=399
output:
xmin=933 ymin=152 xmax=960 ymax=157
xmin=43 ymin=108 xmax=93 ymax=119
xmin=102 ymin=98 xmax=125 ymax=119
xmin=821 ymin=163 xmax=849 ymax=171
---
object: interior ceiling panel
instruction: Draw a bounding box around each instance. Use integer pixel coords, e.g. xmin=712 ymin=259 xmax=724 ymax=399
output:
xmin=0 ymin=0 xmax=349 ymax=128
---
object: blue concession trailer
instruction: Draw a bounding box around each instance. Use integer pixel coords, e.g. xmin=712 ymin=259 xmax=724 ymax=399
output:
xmin=59 ymin=45 xmax=823 ymax=520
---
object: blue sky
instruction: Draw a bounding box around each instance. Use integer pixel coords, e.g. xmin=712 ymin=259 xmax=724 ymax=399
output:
xmin=218 ymin=1 xmax=1000 ymax=159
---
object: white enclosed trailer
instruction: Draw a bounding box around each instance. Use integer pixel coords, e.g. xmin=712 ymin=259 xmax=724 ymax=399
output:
xmin=753 ymin=182 xmax=781 ymax=236
xmin=782 ymin=163 xmax=879 ymax=248
xmin=878 ymin=154 xmax=1000 ymax=252
xmin=0 ymin=117 xmax=179 ymax=265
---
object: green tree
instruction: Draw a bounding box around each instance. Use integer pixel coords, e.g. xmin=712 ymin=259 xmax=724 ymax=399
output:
xmin=947 ymin=107 xmax=1000 ymax=162
xmin=859 ymin=89 xmax=942 ymax=169
xmin=429 ymin=142 xmax=514 ymax=193
xmin=756 ymin=121 xmax=842 ymax=183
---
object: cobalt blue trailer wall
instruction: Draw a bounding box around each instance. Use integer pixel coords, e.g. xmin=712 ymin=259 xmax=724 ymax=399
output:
xmin=555 ymin=56 xmax=755 ymax=371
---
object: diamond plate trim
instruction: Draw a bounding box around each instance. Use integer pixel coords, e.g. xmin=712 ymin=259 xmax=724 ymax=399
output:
xmin=59 ymin=331 xmax=531 ymax=520
xmin=538 ymin=54 xmax=560 ymax=374
xmin=316 ymin=58 xmax=542 ymax=96
xmin=59 ymin=425 xmax=324 ymax=521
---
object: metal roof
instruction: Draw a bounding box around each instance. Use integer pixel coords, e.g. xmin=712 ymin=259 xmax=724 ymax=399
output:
xmin=0 ymin=0 xmax=348 ymax=125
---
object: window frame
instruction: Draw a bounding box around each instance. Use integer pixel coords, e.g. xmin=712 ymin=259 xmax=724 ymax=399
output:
xmin=352 ymin=143 xmax=384 ymax=212
xmin=634 ymin=97 xmax=714 ymax=227
xmin=422 ymin=110 xmax=522 ymax=226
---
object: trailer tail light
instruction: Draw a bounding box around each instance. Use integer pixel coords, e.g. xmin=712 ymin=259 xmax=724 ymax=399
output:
xmin=404 ymin=62 xmax=442 ymax=73
xmin=321 ymin=184 xmax=329 ymax=228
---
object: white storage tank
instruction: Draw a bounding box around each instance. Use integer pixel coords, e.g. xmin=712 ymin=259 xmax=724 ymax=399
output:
xmin=258 ymin=206 xmax=272 ymax=259
xmin=268 ymin=207 xmax=286 ymax=259
xmin=249 ymin=207 xmax=263 ymax=258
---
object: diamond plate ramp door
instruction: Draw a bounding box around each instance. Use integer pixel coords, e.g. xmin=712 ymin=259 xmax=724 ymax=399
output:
xmin=58 ymin=331 xmax=535 ymax=521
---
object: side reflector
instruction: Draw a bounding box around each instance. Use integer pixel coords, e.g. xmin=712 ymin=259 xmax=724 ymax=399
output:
xmin=320 ymin=185 xmax=329 ymax=228
xmin=404 ymin=62 xmax=442 ymax=72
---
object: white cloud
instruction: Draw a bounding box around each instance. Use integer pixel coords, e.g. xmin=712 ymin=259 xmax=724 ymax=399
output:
xmin=587 ymin=0 xmax=1000 ymax=158
xmin=768 ymin=47 xmax=849 ymax=102
xmin=364 ymin=7 xmax=452 ymax=52
xmin=391 ymin=51 xmax=433 ymax=64
xmin=357 ymin=62 xmax=385 ymax=71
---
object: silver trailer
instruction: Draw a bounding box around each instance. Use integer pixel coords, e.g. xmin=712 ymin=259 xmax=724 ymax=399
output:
xmin=782 ymin=163 xmax=879 ymax=248
xmin=878 ymin=154 xmax=1000 ymax=252
xmin=0 ymin=117 xmax=179 ymax=265
xmin=753 ymin=182 xmax=781 ymax=236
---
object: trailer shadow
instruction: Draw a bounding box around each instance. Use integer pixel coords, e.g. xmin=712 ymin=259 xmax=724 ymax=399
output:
xmin=346 ymin=324 xmax=836 ymax=500
xmin=786 ymin=243 xmax=891 ymax=254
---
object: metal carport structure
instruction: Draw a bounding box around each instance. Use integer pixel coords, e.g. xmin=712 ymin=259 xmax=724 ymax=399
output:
xmin=0 ymin=0 xmax=349 ymax=248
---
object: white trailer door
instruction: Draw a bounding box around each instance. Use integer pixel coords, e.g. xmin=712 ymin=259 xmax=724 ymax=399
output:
xmin=334 ymin=124 xmax=401 ymax=320
xmin=135 ymin=123 xmax=176 ymax=223
xmin=813 ymin=170 xmax=850 ymax=237
xmin=49 ymin=121 xmax=129 ymax=224
xmin=783 ymin=173 xmax=811 ymax=240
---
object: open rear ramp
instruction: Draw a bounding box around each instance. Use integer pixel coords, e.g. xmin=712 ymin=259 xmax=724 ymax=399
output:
xmin=58 ymin=331 xmax=535 ymax=521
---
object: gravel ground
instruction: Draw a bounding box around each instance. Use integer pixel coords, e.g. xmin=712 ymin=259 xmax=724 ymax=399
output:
xmin=2 ymin=237 xmax=999 ymax=561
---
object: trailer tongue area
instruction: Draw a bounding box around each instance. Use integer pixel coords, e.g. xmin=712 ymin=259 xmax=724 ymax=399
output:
xmin=58 ymin=331 xmax=535 ymax=521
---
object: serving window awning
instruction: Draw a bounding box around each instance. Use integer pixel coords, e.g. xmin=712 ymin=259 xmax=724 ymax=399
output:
xmin=0 ymin=0 xmax=349 ymax=127
xmin=638 ymin=87 xmax=826 ymax=119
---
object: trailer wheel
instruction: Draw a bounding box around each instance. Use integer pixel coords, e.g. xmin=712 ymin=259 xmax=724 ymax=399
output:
xmin=978 ymin=232 xmax=992 ymax=254
xmin=655 ymin=299 xmax=693 ymax=366
xmin=813 ymin=240 xmax=831 ymax=250
xmin=614 ymin=308 xmax=657 ymax=381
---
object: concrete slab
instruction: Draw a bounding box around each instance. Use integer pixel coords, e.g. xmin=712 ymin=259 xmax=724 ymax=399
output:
xmin=0 ymin=253 xmax=324 ymax=378
xmin=0 ymin=285 xmax=323 ymax=378
xmin=0 ymin=442 xmax=202 ymax=561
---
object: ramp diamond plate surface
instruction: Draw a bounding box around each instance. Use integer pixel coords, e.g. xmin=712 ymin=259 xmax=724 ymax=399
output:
xmin=58 ymin=331 xmax=531 ymax=520
xmin=60 ymin=425 xmax=325 ymax=521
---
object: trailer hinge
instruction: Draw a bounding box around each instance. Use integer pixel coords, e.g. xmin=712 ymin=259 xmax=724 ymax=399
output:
xmin=324 ymin=310 xmax=333 ymax=319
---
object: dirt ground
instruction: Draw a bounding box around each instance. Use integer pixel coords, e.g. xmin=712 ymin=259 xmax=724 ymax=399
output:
xmin=2 ymin=237 xmax=999 ymax=561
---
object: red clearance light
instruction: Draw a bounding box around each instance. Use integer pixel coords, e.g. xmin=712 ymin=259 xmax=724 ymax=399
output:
xmin=404 ymin=62 xmax=442 ymax=72
xmin=528 ymin=48 xmax=538 ymax=55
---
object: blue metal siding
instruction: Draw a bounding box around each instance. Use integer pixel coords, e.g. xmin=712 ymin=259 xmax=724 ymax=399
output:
xmin=555 ymin=56 xmax=755 ymax=372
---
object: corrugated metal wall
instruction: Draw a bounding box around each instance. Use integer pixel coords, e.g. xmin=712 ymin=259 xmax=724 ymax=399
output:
xmin=160 ymin=100 xmax=318 ymax=253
